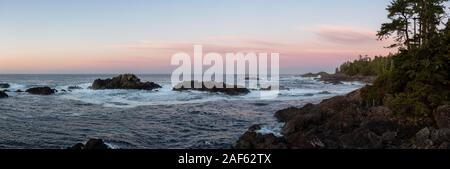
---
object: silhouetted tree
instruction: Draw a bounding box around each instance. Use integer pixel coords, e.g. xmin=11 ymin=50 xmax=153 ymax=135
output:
xmin=412 ymin=0 xmax=447 ymax=44
xmin=378 ymin=0 xmax=448 ymax=49
xmin=377 ymin=0 xmax=415 ymax=49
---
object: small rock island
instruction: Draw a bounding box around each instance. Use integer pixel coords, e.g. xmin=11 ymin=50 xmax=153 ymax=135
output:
xmin=173 ymin=81 xmax=250 ymax=96
xmin=91 ymin=74 xmax=161 ymax=90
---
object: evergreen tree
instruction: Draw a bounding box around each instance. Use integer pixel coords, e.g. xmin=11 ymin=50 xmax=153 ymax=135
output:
xmin=377 ymin=0 xmax=415 ymax=49
xmin=378 ymin=0 xmax=448 ymax=49
xmin=364 ymin=0 xmax=450 ymax=117
xmin=412 ymin=0 xmax=447 ymax=44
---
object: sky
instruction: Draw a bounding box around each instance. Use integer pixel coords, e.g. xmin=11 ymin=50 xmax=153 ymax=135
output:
xmin=0 ymin=0 xmax=395 ymax=74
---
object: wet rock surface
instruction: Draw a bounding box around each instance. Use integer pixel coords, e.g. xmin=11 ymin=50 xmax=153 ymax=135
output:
xmin=434 ymin=105 xmax=450 ymax=129
xmin=68 ymin=86 xmax=83 ymax=90
xmin=234 ymin=125 xmax=287 ymax=149
xmin=69 ymin=139 xmax=110 ymax=150
xmin=173 ymin=81 xmax=250 ymax=96
xmin=235 ymin=88 xmax=450 ymax=149
xmin=302 ymin=72 xmax=375 ymax=84
xmin=26 ymin=87 xmax=57 ymax=95
xmin=0 ymin=83 xmax=10 ymax=88
xmin=0 ymin=91 xmax=8 ymax=98
xmin=91 ymin=74 xmax=161 ymax=90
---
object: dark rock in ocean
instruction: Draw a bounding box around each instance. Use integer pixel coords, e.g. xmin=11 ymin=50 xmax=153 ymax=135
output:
xmin=320 ymin=73 xmax=375 ymax=84
xmin=245 ymin=76 xmax=260 ymax=80
xmin=15 ymin=89 xmax=24 ymax=93
xmin=260 ymin=86 xmax=272 ymax=91
xmin=173 ymin=81 xmax=250 ymax=96
xmin=69 ymin=139 xmax=110 ymax=150
xmin=434 ymin=105 xmax=450 ymax=129
xmin=260 ymin=85 xmax=288 ymax=91
xmin=91 ymin=74 xmax=161 ymax=90
xmin=26 ymin=87 xmax=57 ymax=95
xmin=301 ymin=72 xmax=375 ymax=84
xmin=234 ymin=125 xmax=287 ymax=149
xmin=301 ymin=72 xmax=330 ymax=78
xmin=318 ymin=91 xmax=332 ymax=95
xmin=70 ymin=143 xmax=85 ymax=150
xmin=0 ymin=91 xmax=8 ymax=98
xmin=0 ymin=83 xmax=10 ymax=88
xmin=252 ymin=103 xmax=269 ymax=106
xmin=68 ymin=86 xmax=83 ymax=90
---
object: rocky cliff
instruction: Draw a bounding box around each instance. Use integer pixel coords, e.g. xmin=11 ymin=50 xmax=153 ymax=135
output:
xmin=235 ymin=88 xmax=450 ymax=149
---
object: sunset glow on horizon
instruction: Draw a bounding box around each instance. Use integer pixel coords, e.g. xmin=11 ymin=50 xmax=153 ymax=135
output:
xmin=0 ymin=0 xmax=395 ymax=74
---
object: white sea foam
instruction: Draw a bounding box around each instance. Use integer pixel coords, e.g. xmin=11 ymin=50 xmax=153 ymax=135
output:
xmin=5 ymin=83 xmax=27 ymax=91
xmin=256 ymin=123 xmax=284 ymax=137
xmin=105 ymin=142 xmax=120 ymax=149
xmin=23 ymin=76 xmax=365 ymax=108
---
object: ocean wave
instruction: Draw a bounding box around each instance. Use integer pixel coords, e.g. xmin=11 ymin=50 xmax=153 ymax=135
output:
xmin=3 ymin=77 xmax=365 ymax=108
xmin=256 ymin=123 xmax=284 ymax=137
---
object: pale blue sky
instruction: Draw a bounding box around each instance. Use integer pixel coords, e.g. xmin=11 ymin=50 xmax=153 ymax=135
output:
xmin=0 ymin=0 xmax=394 ymax=74
xmin=0 ymin=0 xmax=390 ymax=41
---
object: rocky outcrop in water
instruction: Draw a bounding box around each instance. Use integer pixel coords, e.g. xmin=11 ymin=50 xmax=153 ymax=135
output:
xmin=0 ymin=83 xmax=10 ymax=88
xmin=69 ymin=139 xmax=110 ymax=150
xmin=0 ymin=91 xmax=8 ymax=98
xmin=301 ymin=72 xmax=330 ymax=78
xmin=91 ymin=74 xmax=161 ymax=90
xmin=173 ymin=81 xmax=250 ymax=95
xmin=26 ymin=87 xmax=57 ymax=95
xmin=301 ymin=72 xmax=375 ymax=84
xmin=68 ymin=86 xmax=83 ymax=90
xmin=235 ymin=88 xmax=450 ymax=149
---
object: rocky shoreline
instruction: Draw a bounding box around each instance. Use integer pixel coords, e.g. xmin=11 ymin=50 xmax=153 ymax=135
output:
xmin=9 ymin=73 xmax=446 ymax=149
xmin=301 ymin=72 xmax=376 ymax=84
xmin=234 ymin=88 xmax=450 ymax=149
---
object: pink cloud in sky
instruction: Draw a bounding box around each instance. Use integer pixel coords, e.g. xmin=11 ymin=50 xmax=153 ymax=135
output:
xmin=313 ymin=25 xmax=378 ymax=44
xmin=0 ymin=25 xmax=395 ymax=74
xmin=103 ymin=27 xmax=394 ymax=73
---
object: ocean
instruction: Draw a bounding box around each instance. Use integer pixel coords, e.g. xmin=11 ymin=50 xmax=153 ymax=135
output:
xmin=0 ymin=74 xmax=364 ymax=149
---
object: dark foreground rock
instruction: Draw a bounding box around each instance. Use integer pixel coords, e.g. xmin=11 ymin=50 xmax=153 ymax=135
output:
xmin=434 ymin=105 xmax=450 ymax=129
xmin=301 ymin=72 xmax=375 ymax=84
xmin=91 ymin=74 xmax=161 ymax=90
xmin=0 ymin=83 xmax=10 ymax=88
xmin=26 ymin=87 xmax=57 ymax=95
xmin=235 ymin=88 xmax=450 ymax=149
xmin=0 ymin=91 xmax=8 ymax=98
xmin=173 ymin=81 xmax=250 ymax=95
xmin=69 ymin=139 xmax=110 ymax=150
